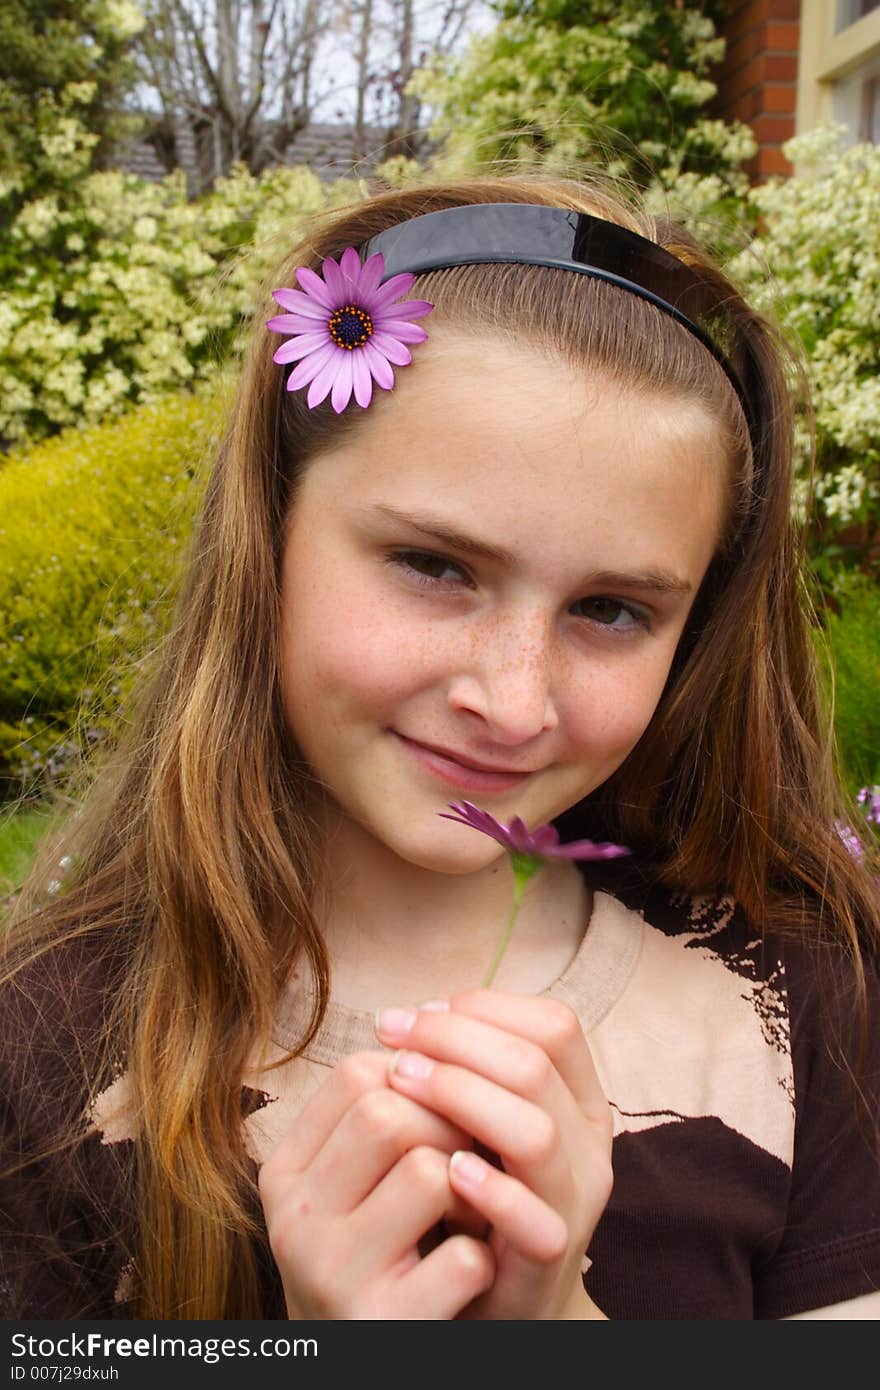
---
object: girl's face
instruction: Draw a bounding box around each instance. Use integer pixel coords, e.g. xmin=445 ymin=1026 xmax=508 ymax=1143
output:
xmin=280 ymin=330 xmax=727 ymax=875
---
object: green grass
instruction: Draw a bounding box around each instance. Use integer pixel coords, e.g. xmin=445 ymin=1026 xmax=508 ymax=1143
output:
xmin=0 ymin=801 xmax=63 ymax=898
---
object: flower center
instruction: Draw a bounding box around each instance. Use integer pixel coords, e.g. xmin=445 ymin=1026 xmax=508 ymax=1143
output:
xmin=328 ymin=304 xmax=373 ymax=350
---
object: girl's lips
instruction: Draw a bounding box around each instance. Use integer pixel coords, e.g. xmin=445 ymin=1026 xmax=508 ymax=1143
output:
xmin=393 ymin=732 xmax=533 ymax=792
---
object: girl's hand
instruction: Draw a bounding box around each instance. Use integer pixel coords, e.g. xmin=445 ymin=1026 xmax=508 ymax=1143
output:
xmin=375 ymin=992 xmax=613 ymax=1320
xmin=257 ymin=1050 xmax=495 ymax=1319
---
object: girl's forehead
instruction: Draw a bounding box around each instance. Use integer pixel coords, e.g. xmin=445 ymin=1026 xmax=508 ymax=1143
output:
xmin=293 ymin=338 xmax=728 ymax=581
xmin=308 ymin=332 xmax=725 ymax=498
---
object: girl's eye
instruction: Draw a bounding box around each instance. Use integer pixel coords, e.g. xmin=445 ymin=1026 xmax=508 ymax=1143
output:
xmin=572 ymin=596 xmax=646 ymax=630
xmin=386 ymin=550 xmax=469 ymax=586
xmin=385 ymin=552 xmax=649 ymax=631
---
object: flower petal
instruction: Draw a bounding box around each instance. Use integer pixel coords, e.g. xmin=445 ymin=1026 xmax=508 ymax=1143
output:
xmin=331 ymin=352 xmax=355 ymax=413
xmin=457 ymin=802 xmax=505 ymax=837
xmin=370 ymin=332 xmax=412 ymax=367
xmin=371 ymin=319 xmax=429 ymax=344
xmin=295 ymin=265 xmax=337 ymax=310
xmin=438 ymin=800 xmax=630 ymax=863
xmin=505 ymin=818 xmax=535 ymax=854
xmin=272 ymin=287 xmax=329 ymax=318
xmin=439 ymin=815 xmax=509 ymax=850
xmin=267 ymin=312 xmax=330 ymax=336
xmin=355 ymin=250 xmax=386 ymax=301
xmin=439 ymin=802 xmax=515 ymax=850
xmin=380 ymin=297 xmax=435 ymax=321
xmin=321 ymin=255 xmax=347 ymax=304
xmin=273 ymin=330 xmax=332 ymax=364
xmin=287 ymin=340 xmax=338 ymax=390
xmin=340 ymin=246 xmax=368 ymax=294
xmin=352 ymin=349 xmax=374 ymax=408
xmin=371 ymin=272 xmax=417 ymax=311
xmin=544 ymin=839 xmax=631 ymax=861
xmin=306 ymin=346 xmax=347 ymax=407
xmin=529 ymin=823 xmax=562 ymax=854
xmin=362 ymin=340 xmax=395 ymax=390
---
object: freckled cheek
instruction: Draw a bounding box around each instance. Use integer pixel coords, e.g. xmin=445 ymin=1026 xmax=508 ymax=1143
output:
xmin=563 ymin=659 xmax=670 ymax=766
xmin=281 ymin=587 xmax=448 ymax=726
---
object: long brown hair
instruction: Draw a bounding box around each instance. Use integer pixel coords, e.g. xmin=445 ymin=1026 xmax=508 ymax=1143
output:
xmin=3 ymin=169 xmax=878 ymax=1318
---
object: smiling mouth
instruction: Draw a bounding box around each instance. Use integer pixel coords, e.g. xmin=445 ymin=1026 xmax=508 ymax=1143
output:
xmin=392 ymin=732 xmax=536 ymax=791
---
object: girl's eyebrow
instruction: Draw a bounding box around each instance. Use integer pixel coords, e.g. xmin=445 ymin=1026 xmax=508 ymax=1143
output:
xmin=368 ymin=503 xmax=694 ymax=596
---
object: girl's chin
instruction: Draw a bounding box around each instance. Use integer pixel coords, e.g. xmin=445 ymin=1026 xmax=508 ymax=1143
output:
xmin=395 ymin=844 xmax=504 ymax=877
xmin=364 ymin=824 xmax=506 ymax=877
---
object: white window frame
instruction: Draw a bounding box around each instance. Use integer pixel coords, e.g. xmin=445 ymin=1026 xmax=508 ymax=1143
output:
xmin=796 ymin=0 xmax=880 ymax=140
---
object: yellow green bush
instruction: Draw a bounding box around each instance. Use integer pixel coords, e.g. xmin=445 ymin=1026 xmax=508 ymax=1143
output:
xmin=814 ymin=572 xmax=880 ymax=796
xmin=0 ymin=391 xmax=221 ymax=791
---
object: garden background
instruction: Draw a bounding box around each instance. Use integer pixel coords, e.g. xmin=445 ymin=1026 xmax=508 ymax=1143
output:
xmin=1 ymin=0 xmax=879 ymax=899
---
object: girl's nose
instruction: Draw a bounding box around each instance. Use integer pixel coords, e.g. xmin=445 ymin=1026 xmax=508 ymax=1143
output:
xmin=446 ymin=617 xmax=560 ymax=746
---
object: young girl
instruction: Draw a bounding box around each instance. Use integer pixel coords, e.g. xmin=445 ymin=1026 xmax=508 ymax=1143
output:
xmin=2 ymin=172 xmax=879 ymax=1322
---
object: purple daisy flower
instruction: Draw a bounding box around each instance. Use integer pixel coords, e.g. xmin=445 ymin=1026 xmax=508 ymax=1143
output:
xmin=438 ymin=801 xmax=630 ymax=987
xmin=439 ymin=800 xmax=630 ymax=862
xmin=857 ymin=786 xmax=880 ymax=826
xmin=266 ymin=247 xmax=434 ymax=414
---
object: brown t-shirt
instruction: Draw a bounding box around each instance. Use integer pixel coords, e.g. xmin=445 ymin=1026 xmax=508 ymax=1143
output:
xmin=2 ymin=880 xmax=879 ymax=1320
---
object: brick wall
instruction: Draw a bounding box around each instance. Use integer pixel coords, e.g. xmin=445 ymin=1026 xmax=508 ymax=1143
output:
xmin=713 ymin=0 xmax=802 ymax=179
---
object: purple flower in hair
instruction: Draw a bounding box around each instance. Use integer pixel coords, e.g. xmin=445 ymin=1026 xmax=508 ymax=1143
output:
xmin=439 ymin=800 xmax=629 ymax=986
xmin=267 ymin=247 xmax=434 ymax=413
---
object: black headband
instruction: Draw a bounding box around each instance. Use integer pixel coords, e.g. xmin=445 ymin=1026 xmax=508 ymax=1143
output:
xmin=363 ymin=203 xmax=753 ymax=432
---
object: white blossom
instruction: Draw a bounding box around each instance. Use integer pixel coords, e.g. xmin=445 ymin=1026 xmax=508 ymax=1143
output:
xmin=101 ymin=0 xmax=145 ymax=39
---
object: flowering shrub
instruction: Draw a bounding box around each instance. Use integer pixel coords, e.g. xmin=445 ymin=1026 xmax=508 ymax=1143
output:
xmin=0 ymin=161 xmax=364 ymax=446
xmin=0 ymin=1 xmax=144 ymax=215
xmin=728 ymin=127 xmax=880 ymax=564
xmin=408 ymin=2 xmax=752 ymax=199
xmin=0 ymin=391 xmax=221 ymax=792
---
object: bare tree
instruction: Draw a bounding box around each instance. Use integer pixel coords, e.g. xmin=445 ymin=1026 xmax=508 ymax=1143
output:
xmin=351 ymin=0 xmax=375 ymax=161
xmin=378 ymin=0 xmax=484 ymax=161
xmin=134 ymin=0 xmax=491 ymax=192
xmin=135 ymin=0 xmax=334 ymax=193
xmin=345 ymin=0 xmax=488 ymax=164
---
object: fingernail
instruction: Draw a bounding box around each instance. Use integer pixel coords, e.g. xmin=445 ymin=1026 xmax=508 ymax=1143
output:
xmin=391 ymin=1050 xmax=434 ymax=1079
xmin=450 ymin=1150 xmax=488 ymax=1186
xmin=418 ymin=998 xmax=449 ymax=1012
xmin=375 ymin=1007 xmax=416 ymax=1039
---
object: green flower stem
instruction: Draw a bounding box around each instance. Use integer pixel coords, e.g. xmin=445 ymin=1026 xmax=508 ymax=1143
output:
xmin=482 ymin=852 xmax=544 ymax=989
